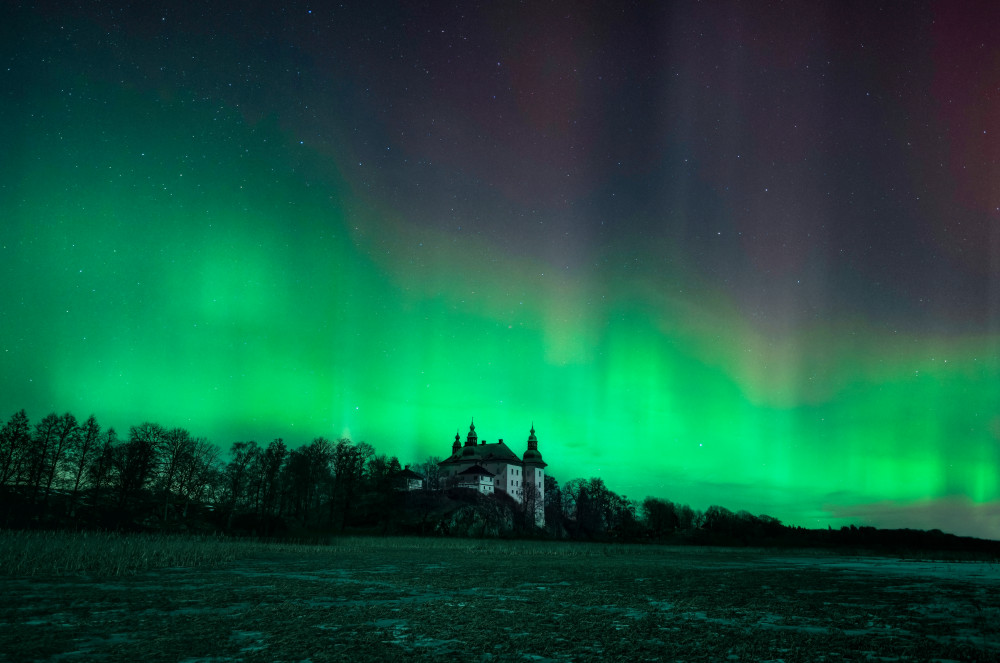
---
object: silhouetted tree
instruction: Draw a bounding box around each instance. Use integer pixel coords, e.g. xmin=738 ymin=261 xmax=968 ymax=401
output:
xmin=223 ymin=441 xmax=259 ymax=528
xmin=676 ymin=503 xmax=697 ymax=530
xmin=88 ymin=427 xmax=117 ymax=503
xmin=113 ymin=422 xmax=165 ymax=508
xmin=0 ymin=410 xmax=31 ymax=488
xmin=175 ymin=437 xmax=220 ymax=518
xmin=307 ymin=437 xmax=335 ymax=526
xmin=42 ymin=413 xmax=79 ymax=510
xmin=562 ymin=478 xmax=604 ymax=538
xmin=642 ymin=497 xmax=679 ymax=537
xmin=410 ymin=456 xmax=442 ymax=490
xmin=607 ymin=492 xmax=640 ymax=539
xmin=561 ymin=477 xmax=638 ymax=540
xmin=282 ymin=438 xmax=333 ymax=525
xmin=330 ymin=438 xmax=372 ymax=529
xmin=158 ymin=428 xmax=195 ymax=522
xmin=246 ymin=447 xmax=266 ymax=517
xmin=366 ymin=453 xmax=401 ymax=531
xmin=561 ymin=478 xmax=583 ymax=535
xmin=26 ymin=413 xmax=61 ymax=504
xmin=257 ymin=439 xmax=287 ymax=521
xmin=759 ymin=514 xmax=784 ymax=536
xmin=585 ymin=478 xmax=613 ymax=537
xmin=365 ymin=454 xmax=395 ymax=491
xmin=281 ymin=448 xmax=308 ymax=521
xmin=543 ymin=475 xmax=562 ymax=534
xmin=519 ymin=478 xmax=543 ymax=531
xmin=67 ymin=415 xmax=101 ymax=512
xmin=702 ymin=505 xmax=736 ymax=536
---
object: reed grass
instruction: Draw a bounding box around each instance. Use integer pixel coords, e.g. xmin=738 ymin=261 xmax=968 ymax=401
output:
xmin=0 ymin=530 xmax=658 ymax=578
xmin=0 ymin=530 xmax=318 ymax=577
xmin=2 ymin=529 xmax=991 ymax=578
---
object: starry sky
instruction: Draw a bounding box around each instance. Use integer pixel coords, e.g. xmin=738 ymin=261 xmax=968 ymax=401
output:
xmin=3 ymin=1 xmax=999 ymax=538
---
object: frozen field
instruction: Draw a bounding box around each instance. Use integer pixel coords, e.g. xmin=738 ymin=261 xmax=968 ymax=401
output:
xmin=1 ymin=542 xmax=998 ymax=662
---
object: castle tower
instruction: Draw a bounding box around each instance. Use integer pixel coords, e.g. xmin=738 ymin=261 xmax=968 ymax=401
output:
xmin=464 ymin=419 xmax=478 ymax=447
xmin=452 ymin=430 xmax=461 ymax=456
xmin=522 ymin=423 xmax=547 ymax=528
xmin=522 ymin=424 xmax=545 ymax=466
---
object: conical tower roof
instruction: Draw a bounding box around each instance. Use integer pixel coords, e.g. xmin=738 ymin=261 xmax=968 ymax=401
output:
xmin=464 ymin=418 xmax=478 ymax=446
xmin=523 ymin=423 xmax=545 ymax=465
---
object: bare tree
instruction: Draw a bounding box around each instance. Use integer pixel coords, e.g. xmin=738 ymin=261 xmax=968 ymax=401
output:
xmin=521 ymin=479 xmax=544 ymax=529
xmin=245 ymin=441 xmax=284 ymax=518
xmin=223 ymin=441 xmax=260 ymax=528
xmin=159 ymin=428 xmax=195 ymax=522
xmin=175 ymin=438 xmax=220 ymax=518
xmin=258 ymin=439 xmax=287 ymax=521
xmin=246 ymin=448 xmax=265 ymax=517
xmin=676 ymin=503 xmax=697 ymax=530
xmin=282 ymin=438 xmax=333 ymax=525
xmin=561 ymin=477 xmax=626 ymax=539
xmin=543 ymin=475 xmax=562 ymax=533
xmin=113 ymin=422 xmax=165 ymax=507
xmin=365 ymin=453 xmax=395 ymax=492
xmin=702 ymin=505 xmax=736 ymax=535
xmin=331 ymin=439 xmax=372 ymax=530
xmin=27 ymin=413 xmax=61 ymax=504
xmin=88 ymin=427 xmax=118 ymax=503
xmin=42 ymin=413 xmax=79 ymax=509
xmin=560 ymin=478 xmax=587 ymax=535
xmin=0 ymin=410 xmax=31 ymax=488
xmin=607 ymin=492 xmax=639 ymax=538
xmin=281 ymin=448 xmax=309 ymax=521
xmin=364 ymin=453 xmax=401 ymax=532
xmin=641 ymin=497 xmax=679 ymax=537
xmin=411 ymin=456 xmax=442 ymax=490
xmin=67 ymin=415 xmax=101 ymax=512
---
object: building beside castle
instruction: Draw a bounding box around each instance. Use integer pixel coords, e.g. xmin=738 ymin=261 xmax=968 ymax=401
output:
xmin=395 ymin=466 xmax=424 ymax=491
xmin=438 ymin=421 xmax=547 ymax=527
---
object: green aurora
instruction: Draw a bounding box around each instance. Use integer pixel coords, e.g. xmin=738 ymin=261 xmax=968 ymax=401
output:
xmin=2 ymin=2 xmax=999 ymax=538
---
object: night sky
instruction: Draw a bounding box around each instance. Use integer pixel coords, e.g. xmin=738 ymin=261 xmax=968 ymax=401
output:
xmin=3 ymin=1 xmax=999 ymax=538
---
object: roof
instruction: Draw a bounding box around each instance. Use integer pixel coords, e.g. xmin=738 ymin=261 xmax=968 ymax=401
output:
xmin=522 ymin=449 xmax=547 ymax=467
xmin=396 ymin=468 xmax=424 ymax=480
xmin=439 ymin=440 xmax=523 ymax=466
xmin=458 ymin=464 xmax=495 ymax=477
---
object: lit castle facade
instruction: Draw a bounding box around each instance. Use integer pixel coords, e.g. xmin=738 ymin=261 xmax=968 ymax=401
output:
xmin=438 ymin=421 xmax=547 ymax=527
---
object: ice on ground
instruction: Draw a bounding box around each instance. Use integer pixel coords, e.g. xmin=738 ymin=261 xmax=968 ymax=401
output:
xmin=372 ymin=618 xmax=407 ymax=627
xmin=593 ymin=604 xmax=646 ymax=619
xmin=48 ymin=633 xmax=135 ymax=661
xmin=766 ymin=556 xmax=1000 ymax=583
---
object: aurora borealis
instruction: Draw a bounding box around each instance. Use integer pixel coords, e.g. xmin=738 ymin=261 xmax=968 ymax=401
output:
xmin=2 ymin=1 xmax=999 ymax=538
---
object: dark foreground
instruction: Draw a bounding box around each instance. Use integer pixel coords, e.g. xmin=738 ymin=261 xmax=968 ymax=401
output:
xmin=2 ymin=542 xmax=998 ymax=662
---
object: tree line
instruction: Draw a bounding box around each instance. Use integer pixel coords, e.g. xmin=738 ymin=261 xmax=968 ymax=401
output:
xmin=0 ymin=407 xmax=785 ymax=542
xmin=5 ymin=407 xmax=992 ymax=553
xmin=0 ymin=409 xmax=419 ymax=534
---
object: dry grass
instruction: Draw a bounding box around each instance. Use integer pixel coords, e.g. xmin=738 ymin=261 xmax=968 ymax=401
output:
xmin=4 ymin=529 xmax=992 ymax=579
xmin=0 ymin=530 xmax=316 ymax=577
xmin=0 ymin=530 xmax=660 ymax=578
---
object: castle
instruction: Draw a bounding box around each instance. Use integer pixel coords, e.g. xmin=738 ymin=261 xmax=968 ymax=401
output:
xmin=438 ymin=421 xmax=547 ymax=527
